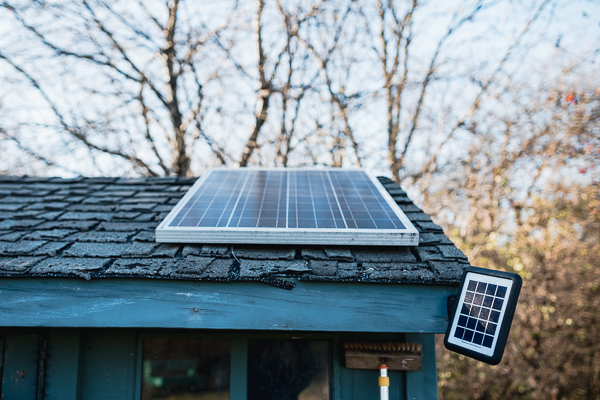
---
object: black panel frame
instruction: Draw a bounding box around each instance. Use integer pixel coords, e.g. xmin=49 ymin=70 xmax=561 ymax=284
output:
xmin=444 ymin=266 xmax=522 ymax=365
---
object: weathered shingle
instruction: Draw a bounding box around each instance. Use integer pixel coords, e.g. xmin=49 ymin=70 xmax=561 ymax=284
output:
xmin=30 ymin=258 xmax=110 ymax=280
xmin=239 ymin=260 xmax=310 ymax=278
xmin=59 ymin=212 xmax=113 ymax=221
xmin=353 ymin=248 xmax=416 ymax=263
xmin=235 ymin=247 xmax=296 ymax=260
xmin=37 ymin=220 xmax=99 ymax=231
xmin=437 ymin=245 xmax=468 ymax=260
xmin=24 ymin=229 xmax=77 ymax=240
xmin=414 ymin=246 xmax=446 ymax=262
xmin=97 ymin=222 xmax=158 ymax=231
xmin=32 ymin=242 xmax=70 ymax=256
xmin=0 ymin=240 xmax=47 ymax=255
xmin=183 ymin=245 xmax=229 ymax=257
xmin=0 ymin=256 xmax=45 ymax=274
xmin=0 ymin=231 xmax=28 ymax=241
xmin=68 ymin=231 xmax=135 ymax=243
xmin=0 ymin=219 xmax=44 ymax=229
xmin=362 ymin=261 xmax=435 ymax=282
xmin=309 ymin=260 xmax=338 ymax=276
xmin=0 ymin=203 xmax=26 ymax=211
xmin=63 ymin=242 xmax=131 ymax=257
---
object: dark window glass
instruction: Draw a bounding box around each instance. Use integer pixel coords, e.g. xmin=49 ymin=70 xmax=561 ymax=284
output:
xmin=142 ymin=338 xmax=230 ymax=400
xmin=248 ymin=340 xmax=330 ymax=400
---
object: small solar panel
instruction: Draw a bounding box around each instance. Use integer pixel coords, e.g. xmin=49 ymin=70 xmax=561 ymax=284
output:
xmin=444 ymin=267 xmax=522 ymax=365
xmin=156 ymin=168 xmax=419 ymax=246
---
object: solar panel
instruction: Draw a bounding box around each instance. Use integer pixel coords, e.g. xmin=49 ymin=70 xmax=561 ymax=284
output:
xmin=156 ymin=168 xmax=419 ymax=246
xmin=444 ymin=267 xmax=522 ymax=365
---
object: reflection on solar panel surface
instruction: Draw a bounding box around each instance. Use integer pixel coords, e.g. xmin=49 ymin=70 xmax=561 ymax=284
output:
xmin=453 ymin=280 xmax=507 ymax=349
xmin=156 ymin=169 xmax=419 ymax=246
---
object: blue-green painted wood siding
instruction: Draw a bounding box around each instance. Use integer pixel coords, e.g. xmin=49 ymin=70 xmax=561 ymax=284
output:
xmin=2 ymin=335 xmax=38 ymax=400
xmin=45 ymin=329 xmax=81 ymax=400
xmin=405 ymin=333 xmax=439 ymax=400
xmin=0 ymin=278 xmax=455 ymax=333
xmin=0 ymin=329 xmax=439 ymax=400
xmin=79 ymin=330 xmax=137 ymax=400
xmin=230 ymin=338 xmax=248 ymax=399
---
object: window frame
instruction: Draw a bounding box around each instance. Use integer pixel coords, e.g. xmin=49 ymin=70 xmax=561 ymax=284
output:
xmin=135 ymin=330 xmax=341 ymax=400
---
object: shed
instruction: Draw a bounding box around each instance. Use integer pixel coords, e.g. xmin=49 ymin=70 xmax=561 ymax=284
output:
xmin=0 ymin=174 xmax=469 ymax=400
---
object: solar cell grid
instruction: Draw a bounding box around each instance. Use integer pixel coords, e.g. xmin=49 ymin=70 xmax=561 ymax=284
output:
xmin=445 ymin=267 xmax=522 ymax=365
xmin=453 ymin=279 xmax=509 ymax=349
xmin=156 ymin=168 xmax=419 ymax=245
xmin=169 ymin=170 xmax=407 ymax=230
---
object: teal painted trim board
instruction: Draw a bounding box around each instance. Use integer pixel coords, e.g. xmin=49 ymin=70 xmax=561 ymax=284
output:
xmin=405 ymin=333 xmax=439 ymax=400
xmin=0 ymin=278 xmax=456 ymax=333
xmin=1 ymin=335 xmax=39 ymax=400
xmin=230 ymin=337 xmax=248 ymax=400
xmin=45 ymin=330 xmax=81 ymax=400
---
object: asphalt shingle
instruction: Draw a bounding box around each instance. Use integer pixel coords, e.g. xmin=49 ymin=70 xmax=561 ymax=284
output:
xmin=0 ymin=256 xmax=45 ymax=274
xmin=235 ymin=247 xmax=296 ymax=260
xmin=24 ymin=229 xmax=77 ymax=240
xmin=105 ymin=258 xmax=175 ymax=275
xmin=0 ymin=204 xmax=26 ymax=211
xmin=0 ymin=219 xmax=44 ymax=229
xmin=63 ymin=242 xmax=131 ymax=257
xmin=0 ymin=232 xmax=28 ymax=241
xmin=414 ymin=246 xmax=446 ymax=262
xmin=70 ymin=231 xmax=136 ymax=243
xmin=30 ymin=258 xmax=111 ymax=280
xmin=353 ymin=248 xmax=416 ymax=263
xmin=239 ymin=260 xmax=310 ymax=278
xmin=0 ymin=240 xmax=47 ymax=255
xmin=59 ymin=212 xmax=113 ymax=221
xmin=97 ymin=222 xmax=158 ymax=231
xmin=31 ymin=242 xmax=71 ymax=256
xmin=37 ymin=221 xmax=99 ymax=231
xmin=183 ymin=245 xmax=229 ymax=257
xmin=437 ymin=245 xmax=468 ymax=260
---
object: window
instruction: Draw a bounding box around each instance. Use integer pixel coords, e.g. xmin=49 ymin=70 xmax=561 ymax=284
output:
xmin=142 ymin=338 xmax=230 ymax=400
xmin=247 ymin=340 xmax=331 ymax=400
xmin=140 ymin=337 xmax=331 ymax=400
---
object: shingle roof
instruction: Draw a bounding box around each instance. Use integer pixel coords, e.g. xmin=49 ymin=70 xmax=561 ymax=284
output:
xmin=0 ymin=175 xmax=469 ymax=287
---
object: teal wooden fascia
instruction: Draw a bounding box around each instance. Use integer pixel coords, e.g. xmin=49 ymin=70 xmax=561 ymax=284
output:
xmin=0 ymin=278 xmax=456 ymax=333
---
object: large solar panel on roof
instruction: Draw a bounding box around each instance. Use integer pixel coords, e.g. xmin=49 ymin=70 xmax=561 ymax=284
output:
xmin=156 ymin=168 xmax=419 ymax=245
